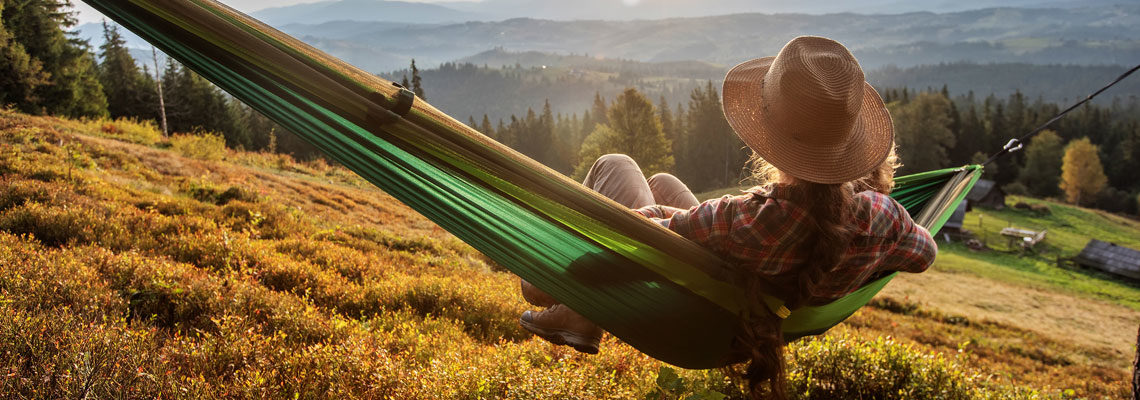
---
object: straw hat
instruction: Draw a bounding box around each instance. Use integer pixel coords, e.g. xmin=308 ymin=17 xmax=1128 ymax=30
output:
xmin=722 ymin=36 xmax=893 ymax=184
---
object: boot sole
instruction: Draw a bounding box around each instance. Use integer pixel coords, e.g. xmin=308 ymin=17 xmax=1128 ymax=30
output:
xmin=519 ymin=318 xmax=600 ymax=354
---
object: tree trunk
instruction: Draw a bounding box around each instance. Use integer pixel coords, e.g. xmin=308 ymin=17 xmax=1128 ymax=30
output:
xmin=152 ymin=47 xmax=169 ymax=137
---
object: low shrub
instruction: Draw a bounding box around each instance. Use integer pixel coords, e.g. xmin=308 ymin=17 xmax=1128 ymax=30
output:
xmin=86 ymin=117 xmax=163 ymax=145
xmin=786 ymin=332 xmax=1039 ymax=399
xmin=170 ymin=133 xmax=226 ymax=161
xmin=1003 ymin=182 xmax=1028 ymax=196
xmin=135 ymin=199 xmax=191 ymax=216
xmin=0 ymin=202 xmax=126 ymax=247
xmin=0 ymin=304 xmax=164 ymax=398
xmin=181 ymin=180 xmax=258 ymax=206
xmin=219 ymin=201 xmax=311 ymax=239
xmin=0 ymin=234 xmax=121 ymax=315
xmin=0 ymin=178 xmax=67 ymax=211
xmin=217 ymin=186 xmax=259 ymax=204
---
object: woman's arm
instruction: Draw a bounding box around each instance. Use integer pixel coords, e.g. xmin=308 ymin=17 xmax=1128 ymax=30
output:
xmin=633 ymin=204 xmax=689 ymax=219
xmin=886 ymin=200 xmax=938 ymax=273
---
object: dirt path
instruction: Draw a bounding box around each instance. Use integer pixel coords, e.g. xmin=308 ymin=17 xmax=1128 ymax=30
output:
xmin=881 ymin=268 xmax=1140 ymax=367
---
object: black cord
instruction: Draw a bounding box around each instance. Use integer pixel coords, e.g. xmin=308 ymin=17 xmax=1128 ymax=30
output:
xmin=982 ymin=63 xmax=1140 ymax=166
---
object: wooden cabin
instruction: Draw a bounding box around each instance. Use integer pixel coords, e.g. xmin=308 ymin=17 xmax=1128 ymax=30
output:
xmin=941 ymin=201 xmax=967 ymax=233
xmin=1074 ymin=240 xmax=1140 ymax=282
xmin=966 ymin=179 xmax=1006 ymax=210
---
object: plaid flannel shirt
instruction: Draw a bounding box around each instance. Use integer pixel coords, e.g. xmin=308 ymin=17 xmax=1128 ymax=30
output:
xmin=635 ymin=184 xmax=936 ymax=304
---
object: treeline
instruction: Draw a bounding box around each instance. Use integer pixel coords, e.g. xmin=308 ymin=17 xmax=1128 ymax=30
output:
xmin=386 ymin=61 xmax=703 ymax=130
xmin=883 ymin=86 xmax=1140 ymax=214
xmin=1 ymin=2 xmax=321 ymax=158
xmin=467 ymin=82 xmax=746 ymax=192
xmin=472 ymin=84 xmax=1140 ymax=215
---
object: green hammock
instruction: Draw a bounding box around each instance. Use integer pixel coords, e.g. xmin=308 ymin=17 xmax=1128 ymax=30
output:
xmin=82 ymin=0 xmax=983 ymax=369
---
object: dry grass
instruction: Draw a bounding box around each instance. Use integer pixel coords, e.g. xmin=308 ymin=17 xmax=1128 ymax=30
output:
xmin=883 ymin=266 xmax=1138 ymax=368
xmin=0 ymin=108 xmax=1113 ymax=398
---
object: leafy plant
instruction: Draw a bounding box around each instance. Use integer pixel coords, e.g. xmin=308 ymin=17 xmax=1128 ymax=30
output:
xmin=170 ymin=132 xmax=226 ymax=161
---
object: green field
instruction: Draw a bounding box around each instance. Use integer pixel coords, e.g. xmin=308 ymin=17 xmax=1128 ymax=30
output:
xmin=0 ymin=109 xmax=1131 ymax=398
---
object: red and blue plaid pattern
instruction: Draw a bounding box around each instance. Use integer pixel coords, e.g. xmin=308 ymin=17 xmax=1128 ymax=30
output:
xmin=636 ymin=184 xmax=936 ymax=304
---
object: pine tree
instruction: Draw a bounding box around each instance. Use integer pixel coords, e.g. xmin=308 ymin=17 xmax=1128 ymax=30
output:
xmin=591 ymin=92 xmax=608 ymax=126
xmin=673 ymin=102 xmax=686 ymax=156
xmin=658 ymin=95 xmax=674 ymax=143
xmin=679 ymin=82 xmax=743 ymax=191
xmin=410 ymin=59 xmax=424 ymax=99
xmin=2 ymin=0 xmax=106 ymax=117
xmin=580 ymin=109 xmax=594 ymax=141
xmin=98 ymin=22 xmax=153 ymax=120
xmin=536 ymin=99 xmax=555 ymax=165
xmin=1060 ymin=137 xmax=1107 ymax=206
xmin=572 ymin=88 xmax=673 ymax=180
xmin=480 ymin=114 xmax=494 ymax=137
xmin=1017 ymin=130 xmax=1064 ymax=197
xmin=497 ymin=118 xmax=507 ymax=144
xmin=0 ymin=1 xmax=49 ymax=109
xmin=889 ymin=92 xmax=956 ymax=174
xmin=951 ymin=103 xmax=984 ymax=165
xmin=162 ymin=59 xmax=237 ymax=140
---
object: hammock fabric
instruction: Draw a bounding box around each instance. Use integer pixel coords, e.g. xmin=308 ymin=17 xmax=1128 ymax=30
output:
xmin=83 ymin=0 xmax=983 ymax=369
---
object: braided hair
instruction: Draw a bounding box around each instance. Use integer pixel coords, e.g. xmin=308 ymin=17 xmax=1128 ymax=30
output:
xmin=729 ymin=149 xmax=899 ymax=399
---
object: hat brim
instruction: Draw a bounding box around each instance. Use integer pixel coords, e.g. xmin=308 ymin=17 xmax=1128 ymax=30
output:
xmin=722 ymin=57 xmax=894 ymax=184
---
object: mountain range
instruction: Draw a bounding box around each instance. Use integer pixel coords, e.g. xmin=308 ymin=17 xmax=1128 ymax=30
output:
xmin=79 ymin=2 xmax=1140 ymax=74
xmin=253 ymin=0 xmax=483 ymax=25
xmin=252 ymin=0 xmax=1129 ymax=25
xmin=272 ymin=6 xmax=1140 ymax=73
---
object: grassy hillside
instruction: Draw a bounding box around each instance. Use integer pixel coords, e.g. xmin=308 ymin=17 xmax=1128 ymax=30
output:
xmin=0 ymin=109 xmax=1127 ymax=398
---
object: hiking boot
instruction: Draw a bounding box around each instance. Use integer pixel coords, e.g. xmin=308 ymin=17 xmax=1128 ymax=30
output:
xmin=520 ymin=279 xmax=558 ymax=308
xmin=519 ymin=304 xmax=602 ymax=354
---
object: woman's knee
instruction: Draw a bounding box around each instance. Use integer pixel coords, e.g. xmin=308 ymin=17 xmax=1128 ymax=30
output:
xmin=648 ymin=173 xmax=699 ymax=208
xmin=647 ymin=173 xmax=688 ymax=193
xmin=594 ymin=154 xmax=638 ymax=170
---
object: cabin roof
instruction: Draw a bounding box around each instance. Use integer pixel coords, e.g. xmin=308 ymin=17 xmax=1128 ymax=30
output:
xmin=966 ymin=179 xmax=1001 ymax=202
xmin=1075 ymin=239 xmax=1140 ymax=281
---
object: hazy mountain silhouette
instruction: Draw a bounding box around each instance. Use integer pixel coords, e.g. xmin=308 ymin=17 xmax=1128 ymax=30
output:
xmin=271 ymin=5 xmax=1139 ymax=72
xmin=252 ymin=0 xmax=483 ymax=25
xmin=253 ymin=0 xmax=1127 ymax=24
xmin=78 ymin=3 xmax=1139 ymax=77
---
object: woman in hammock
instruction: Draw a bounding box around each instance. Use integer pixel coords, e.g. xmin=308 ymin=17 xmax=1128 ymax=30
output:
xmin=518 ymin=36 xmax=937 ymax=396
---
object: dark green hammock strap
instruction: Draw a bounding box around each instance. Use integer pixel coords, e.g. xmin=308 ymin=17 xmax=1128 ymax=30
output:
xmin=82 ymin=0 xmax=982 ymax=368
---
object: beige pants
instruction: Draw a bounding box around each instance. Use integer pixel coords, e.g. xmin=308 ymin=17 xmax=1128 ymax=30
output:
xmin=581 ymin=154 xmax=699 ymax=210
xmin=518 ymin=154 xmax=701 ymax=344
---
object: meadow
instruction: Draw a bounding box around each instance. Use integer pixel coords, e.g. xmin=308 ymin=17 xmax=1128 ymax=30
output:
xmin=0 ymin=108 xmax=1131 ymax=398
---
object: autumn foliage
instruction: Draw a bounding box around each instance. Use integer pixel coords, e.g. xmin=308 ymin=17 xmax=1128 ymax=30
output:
xmin=1059 ymin=137 xmax=1108 ymax=206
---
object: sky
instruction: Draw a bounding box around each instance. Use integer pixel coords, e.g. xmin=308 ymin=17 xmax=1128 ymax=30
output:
xmin=70 ymin=0 xmax=472 ymax=24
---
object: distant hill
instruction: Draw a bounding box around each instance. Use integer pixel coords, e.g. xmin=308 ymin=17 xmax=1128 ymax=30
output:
xmin=251 ymin=0 xmax=483 ymax=25
xmin=866 ymin=63 xmax=1140 ymax=104
xmin=262 ymin=0 xmax=1127 ymax=23
xmin=275 ymin=6 xmax=1140 ymax=72
xmin=81 ymin=5 xmax=1139 ymax=74
xmin=458 ymin=48 xmax=725 ymax=80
